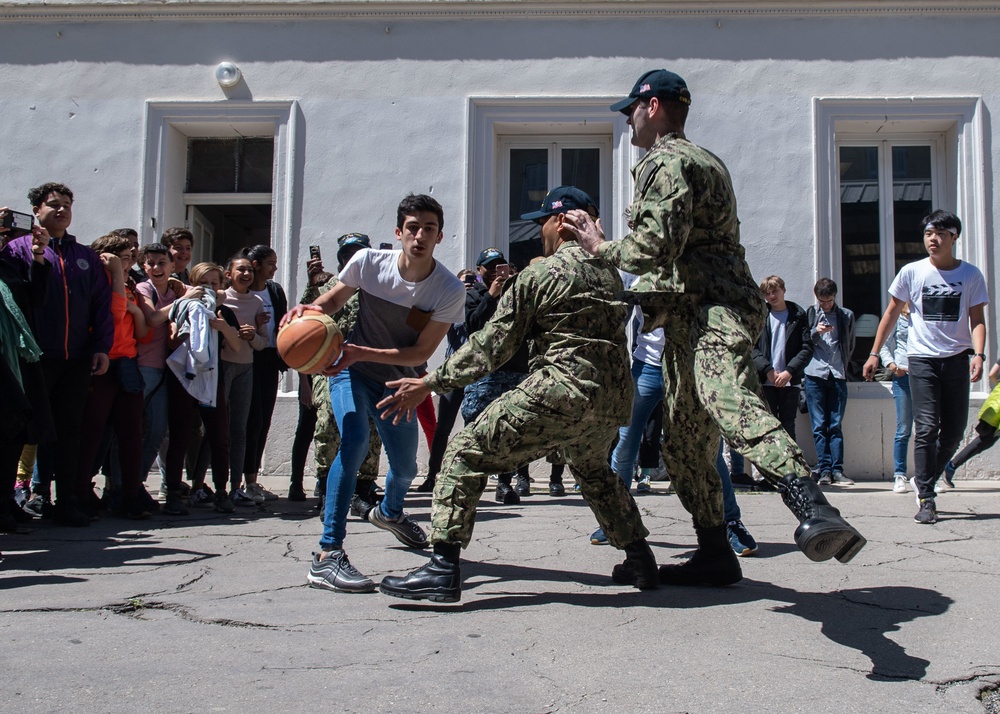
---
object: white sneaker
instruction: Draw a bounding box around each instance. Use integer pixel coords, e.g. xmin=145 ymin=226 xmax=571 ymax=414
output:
xmin=933 ymin=481 xmax=948 ymax=494
xmin=231 ymin=488 xmax=261 ymax=507
xmin=893 ymin=475 xmax=908 ymax=493
xmin=246 ymin=482 xmax=278 ymax=502
xmin=909 ymin=477 xmax=920 ymax=506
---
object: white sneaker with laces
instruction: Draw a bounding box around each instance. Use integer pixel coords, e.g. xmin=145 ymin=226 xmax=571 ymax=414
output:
xmin=893 ymin=475 xmax=908 ymax=493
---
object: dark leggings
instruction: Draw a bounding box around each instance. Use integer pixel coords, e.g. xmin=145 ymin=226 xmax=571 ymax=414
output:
xmin=77 ymin=370 xmax=145 ymax=509
xmin=426 ymin=388 xmax=463 ymax=480
xmin=638 ymin=401 xmax=664 ymax=469
xmin=165 ymin=371 xmax=230 ymax=494
xmin=244 ymin=347 xmax=281 ymax=477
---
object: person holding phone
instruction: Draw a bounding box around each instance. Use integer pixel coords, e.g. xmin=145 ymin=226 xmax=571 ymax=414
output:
xmin=804 ymin=278 xmax=856 ymax=486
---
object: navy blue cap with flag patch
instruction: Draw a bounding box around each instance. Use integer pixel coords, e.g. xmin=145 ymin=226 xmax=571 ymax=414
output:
xmin=519 ymin=186 xmax=599 ymax=223
xmin=610 ymin=69 xmax=691 ymax=115
xmin=476 ymin=247 xmax=505 ymax=266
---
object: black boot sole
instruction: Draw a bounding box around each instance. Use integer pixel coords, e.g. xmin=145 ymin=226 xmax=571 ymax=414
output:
xmin=657 ymin=556 xmax=742 ymax=586
xmin=378 ymin=583 xmax=461 ymax=603
xmin=795 ymin=522 xmax=867 ymax=563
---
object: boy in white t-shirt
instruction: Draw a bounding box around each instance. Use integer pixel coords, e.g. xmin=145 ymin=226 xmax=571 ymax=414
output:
xmin=864 ymin=210 xmax=988 ymax=525
xmin=285 ymin=194 xmax=466 ymax=592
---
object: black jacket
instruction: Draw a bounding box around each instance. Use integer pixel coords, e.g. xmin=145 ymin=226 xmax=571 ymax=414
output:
xmin=465 ymin=281 xmax=529 ymax=373
xmin=751 ymin=300 xmax=813 ymax=386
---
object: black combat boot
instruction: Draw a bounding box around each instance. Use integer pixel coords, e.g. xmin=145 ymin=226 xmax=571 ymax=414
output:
xmin=379 ymin=544 xmax=462 ymax=603
xmin=658 ymin=524 xmax=742 ymax=586
xmin=349 ymin=480 xmax=382 ymax=521
xmin=779 ymin=474 xmax=866 ymax=563
xmin=611 ymin=538 xmax=659 ymax=589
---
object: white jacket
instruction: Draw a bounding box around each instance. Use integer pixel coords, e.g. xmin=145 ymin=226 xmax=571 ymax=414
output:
xmin=167 ymin=292 xmax=218 ymax=406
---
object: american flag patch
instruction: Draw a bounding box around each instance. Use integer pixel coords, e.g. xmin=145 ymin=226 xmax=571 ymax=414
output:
xmin=640 ymin=83 xmax=651 ymax=92
xmin=551 ymin=200 xmax=563 ymax=209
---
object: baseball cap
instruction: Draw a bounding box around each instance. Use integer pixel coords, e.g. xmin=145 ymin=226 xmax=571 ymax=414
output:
xmin=337 ymin=233 xmax=371 ymax=249
xmin=476 ymin=247 xmax=506 ymax=267
xmin=610 ymin=69 xmax=691 ymax=115
xmin=519 ymin=186 xmax=599 ymax=224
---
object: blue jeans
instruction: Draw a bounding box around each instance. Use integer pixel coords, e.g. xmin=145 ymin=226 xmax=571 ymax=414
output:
xmin=320 ymin=369 xmax=419 ymax=551
xmin=610 ymin=359 xmax=665 ymax=486
xmin=139 ymin=366 xmax=169 ymax=480
xmin=892 ymin=374 xmax=912 ymax=477
xmin=803 ymin=375 xmax=848 ymax=473
xmin=714 ymin=440 xmax=742 ymax=523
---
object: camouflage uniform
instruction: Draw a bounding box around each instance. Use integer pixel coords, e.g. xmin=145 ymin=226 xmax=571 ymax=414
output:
xmin=597 ymin=132 xmax=810 ymax=528
xmin=300 ymin=277 xmax=382 ymax=483
xmin=424 ymin=243 xmax=648 ymax=549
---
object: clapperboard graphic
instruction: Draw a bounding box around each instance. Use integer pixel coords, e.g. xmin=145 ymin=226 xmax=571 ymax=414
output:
xmin=922 ymin=282 xmax=963 ymax=322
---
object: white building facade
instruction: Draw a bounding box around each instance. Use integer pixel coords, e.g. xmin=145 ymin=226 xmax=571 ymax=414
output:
xmin=2 ymin=0 xmax=998 ymax=480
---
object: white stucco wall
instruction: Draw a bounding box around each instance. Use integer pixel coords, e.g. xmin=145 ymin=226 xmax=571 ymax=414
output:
xmin=2 ymin=1 xmax=999 ymax=480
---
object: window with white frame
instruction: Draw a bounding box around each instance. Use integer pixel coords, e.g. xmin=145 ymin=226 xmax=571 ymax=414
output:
xmin=814 ymin=97 xmax=986 ymax=376
xmin=501 ymin=136 xmax=610 ymax=268
xmin=466 ymin=99 xmax=634 ymax=271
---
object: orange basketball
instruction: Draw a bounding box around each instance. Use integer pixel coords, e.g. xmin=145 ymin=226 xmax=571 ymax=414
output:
xmin=277 ymin=313 xmax=344 ymax=375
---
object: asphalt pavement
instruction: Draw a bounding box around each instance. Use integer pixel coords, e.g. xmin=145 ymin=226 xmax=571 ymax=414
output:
xmin=2 ymin=477 xmax=999 ymax=713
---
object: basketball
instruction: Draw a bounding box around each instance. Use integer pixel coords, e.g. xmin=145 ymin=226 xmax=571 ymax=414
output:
xmin=277 ymin=313 xmax=344 ymax=375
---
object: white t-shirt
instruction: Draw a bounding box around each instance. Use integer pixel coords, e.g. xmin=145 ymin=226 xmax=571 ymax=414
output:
xmin=339 ymin=248 xmax=466 ymax=383
xmin=889 ymin=257 xmax=988 ymax=358
xmin=250 ymin=287 xmax=277 ymax=348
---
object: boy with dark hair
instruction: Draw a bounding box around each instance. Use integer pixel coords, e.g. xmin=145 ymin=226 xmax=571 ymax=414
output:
xmin=286 ymin=193 xmax=466 ymax=593
xmin=864 ymin=210 xmax=988 ymax=524
xmin=804 ymin=278 xmax=855 ymax=485
xmin=161 ymin=227 xmax=194 ymax=284
xmin=2 ymin=182 xmax=113 ymax=526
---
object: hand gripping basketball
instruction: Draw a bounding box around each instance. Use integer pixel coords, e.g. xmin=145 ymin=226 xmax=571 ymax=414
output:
xmin=276 ymin=313 xmax=344 ymax=375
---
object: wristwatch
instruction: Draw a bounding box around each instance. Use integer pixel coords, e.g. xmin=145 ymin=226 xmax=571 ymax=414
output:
xmin=974 ymin=353 xmax=987 ymax=360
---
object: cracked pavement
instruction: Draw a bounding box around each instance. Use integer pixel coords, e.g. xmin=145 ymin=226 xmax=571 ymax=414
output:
xmin=2 ymin=477 xmax=999 ymax=712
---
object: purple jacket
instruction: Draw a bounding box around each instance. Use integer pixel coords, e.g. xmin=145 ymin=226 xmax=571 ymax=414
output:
xmin=1 ymin=232 xmax=113 ymax=360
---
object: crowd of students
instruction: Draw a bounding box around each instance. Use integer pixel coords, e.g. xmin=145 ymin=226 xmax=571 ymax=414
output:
xmin=0 ymin=183 xmax=292 ymax=532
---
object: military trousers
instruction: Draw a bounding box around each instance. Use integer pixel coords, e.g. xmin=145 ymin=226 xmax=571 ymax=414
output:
xmin=661 ymin=304 xmax=810 ymax=528
xmin=430 ymin=385 xmax=648 ymax=549
xmin=311 ymin=369 xmax=381 ymax=482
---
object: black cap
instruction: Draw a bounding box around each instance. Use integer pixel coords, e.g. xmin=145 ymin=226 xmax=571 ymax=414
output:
xmin=337 ymin=233 xmax=371 ymax=249
xmin=610 ymin=69 xmax=691 ymax=115
xmin=520 ymin=186 xmax=599 ymax=223
xmin=476 ymin=247 xmax=506 ymax=267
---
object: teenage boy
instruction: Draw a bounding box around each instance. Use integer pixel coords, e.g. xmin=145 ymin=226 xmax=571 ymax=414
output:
xmin=162 ymin=227 xmax=194 ymax=284
xmin=2 ymin=182 xmax=113 ymax=526
xmin=752 ymin=276 xmax=813 ymax=440
xmin=864 ymin=210 xmax=988 ymax=524
xmin=286 ymin=194 xmax=466 ymax=593
xmin=804 ymin=278 xmax=856 ymax=486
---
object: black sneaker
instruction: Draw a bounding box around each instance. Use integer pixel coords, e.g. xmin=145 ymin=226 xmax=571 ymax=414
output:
xmin=379 ymin=554 xmax=462 ymax=602
xmin=52 ymin=503 xmax=91 ymax=527
xmin=415 ymin=477 xmax=436 ymax=493
xmin=23 ymin=494 xmax=53 ymax=519
xmin=163 ymin=491 xmax=189 ymax=516
xmin=214 ymin=492 xmax=236 ymax=514
xmin=495 ymin=483 xmax=520 ymax=504
xmin=914 ymin=498 xmax=938 ymax=524
xmin=514 ymin=474 xmax=532 ymax=497
xmin=287 ymin=482 xmax=307 ymax=502
xmin=307 ymin=550 xmax=376 ymax=593
xmin=818 ymin=471 xmax=833 ymax=486
xmin=368 ymin=505 xmax=428 ymax=549
xmin=549 ymin=482 xmax=566 ymax=497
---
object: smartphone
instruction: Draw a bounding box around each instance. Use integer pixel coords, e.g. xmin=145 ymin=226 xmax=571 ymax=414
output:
xmin=309 ymin=245 xmax=322 ymax=261
xmin=495 ymin=263 xmax=511 ymax=280
xmin=379 ymin=242 xmax=393 ymax=250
